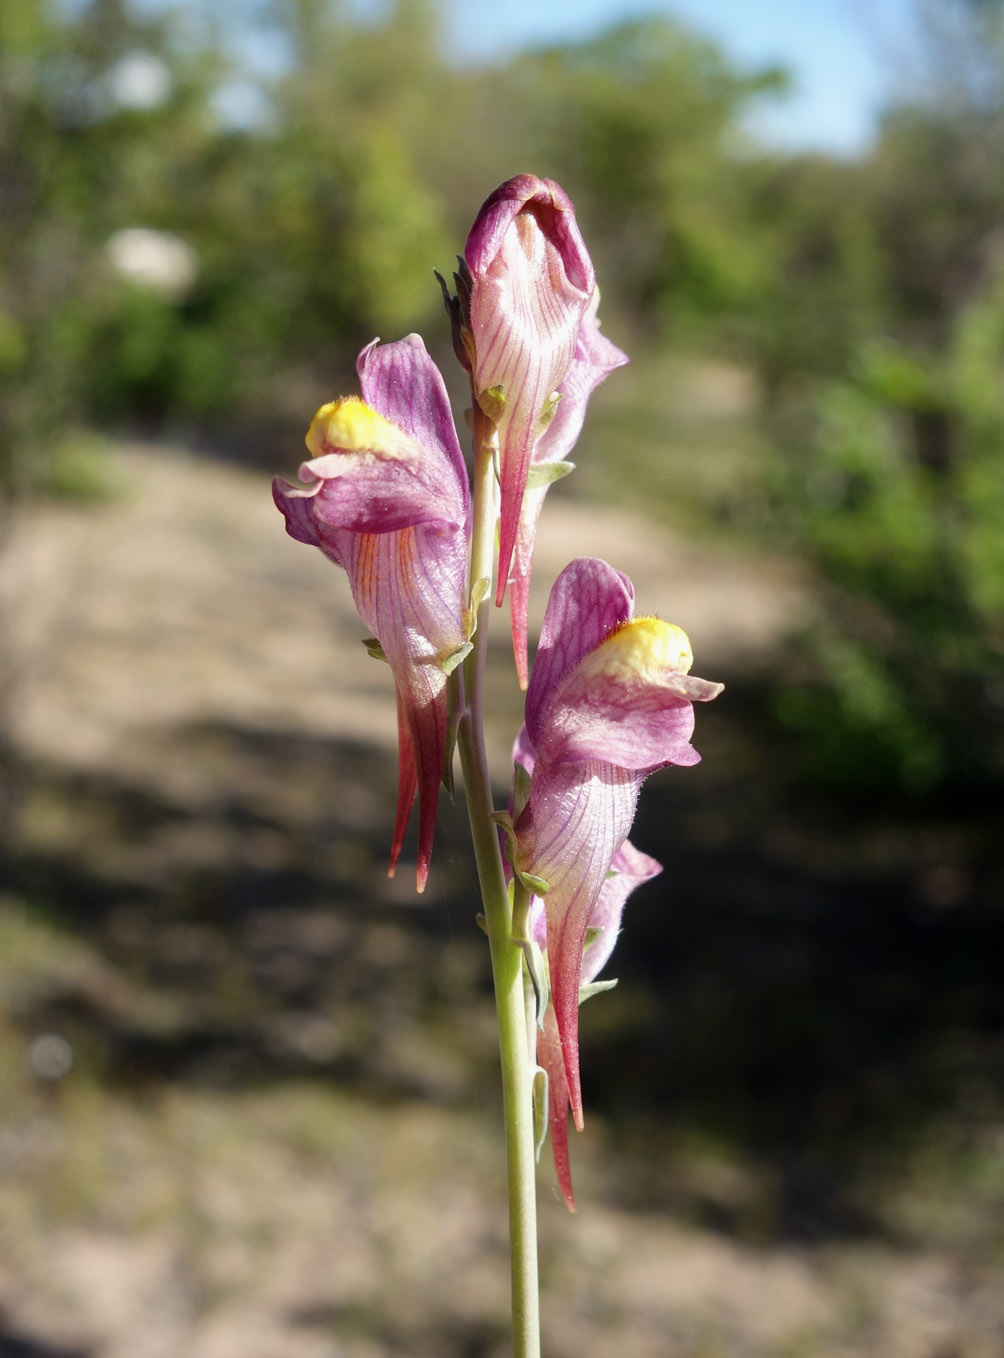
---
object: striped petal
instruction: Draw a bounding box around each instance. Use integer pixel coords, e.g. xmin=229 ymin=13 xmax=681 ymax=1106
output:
xmin=515 ymin=757 xmax=640 ymax=1127
xmin=465 ymin=176 xmax=594 ymax=609
xmin=273 ymin=335 xmax=469 ymax=891
xmin=508 ymin=290 xmax=629 ymax=686
xmin=535 ymin=839 xmax=661 ymax=1210
xmin=514 ymin=558 xmax=720 ymax=1174
xmin=525 ymin=557 xmax=634 ymax=748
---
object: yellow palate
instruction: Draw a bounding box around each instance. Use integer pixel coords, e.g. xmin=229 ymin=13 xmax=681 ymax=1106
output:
xmin=581 ymin=616 xmax=694 ymax=682
xmin=306 ymin=396 xmax=410 ymax=460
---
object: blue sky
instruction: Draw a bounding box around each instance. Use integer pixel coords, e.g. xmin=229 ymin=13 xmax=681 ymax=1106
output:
xmin=435 ymin=0 xmax=918 ymax=155
xmin=125 ymin=0 xmax=921 ymax=154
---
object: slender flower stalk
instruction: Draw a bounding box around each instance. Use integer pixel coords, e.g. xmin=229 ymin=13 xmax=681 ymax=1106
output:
xmin=455 ymin=401 xmax=540 ymax=1358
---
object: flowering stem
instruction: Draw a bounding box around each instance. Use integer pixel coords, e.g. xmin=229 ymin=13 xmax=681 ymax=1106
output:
xmin=457 ymin=403 xmax=540 ymax=1358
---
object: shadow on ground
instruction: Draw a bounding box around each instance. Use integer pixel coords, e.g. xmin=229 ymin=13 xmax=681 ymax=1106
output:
xmin=598 ymin=681 xmax=1004 ymax=1239
xmin=3 ymin=684 xmax=1003 ymax=1246
xmin=0 ymin=1313 xmax=93 ymax=1358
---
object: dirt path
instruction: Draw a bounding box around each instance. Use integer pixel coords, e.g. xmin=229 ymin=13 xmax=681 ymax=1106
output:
xmin=3 ymin=440 xmax=801 ymax=784
xmin=2 ymin=444 xmax=998 ymax=1358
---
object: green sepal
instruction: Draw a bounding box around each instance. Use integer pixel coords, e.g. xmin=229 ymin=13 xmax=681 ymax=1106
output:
xmin=579 ymin=978 xmax=618 ymax=1005
xmin=469 ymin=575 xmax=490 ymax=616
xmin=439 ymin=641 xmax=472 ymax=676
xmin=511 ymin=878 xmax=549 ymax=1029
xmin=470 ymin=575 xmax=490 ymax=611
xmin=583 ymin=924 xmax=604 ymax=951
xmin=361 ymin=636 xmax=387 ymax=663
xmin=521 ymin=938 xmax=550 ymax=1028
xmin=512 ymin=919 xmax=550 ymax=1030
xmin=538 ymin=390 xmax=562 ymax=432
xmin=526 ymin=459 xmax=575 ymax=490
xmin=463 ymin=576 xmax=491 ymax=640
xmin=477 ymin=383 xmax=507 ymax=425
xmin=511 ymin=759 xmax=532 ymax=822
xmin=491 ymin=813 xmax=548 ymax=899
xmin=442 ymin=667 xmax=462 ymax=799
xmin=531 ymin=1066 xmax=549 ymax=1163
xmin=491 ymin=810 xmax=523 ymax=883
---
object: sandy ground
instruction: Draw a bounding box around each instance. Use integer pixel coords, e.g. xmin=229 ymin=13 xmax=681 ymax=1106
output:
xmin=1 ymin=440 xmax=800 ymax=783
xmin=0 ymin=443 xmax=1001 ymax=1358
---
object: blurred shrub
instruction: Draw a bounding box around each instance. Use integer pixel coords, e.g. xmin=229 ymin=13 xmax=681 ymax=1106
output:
xmin=769 ymin=264 xmax=1004 ymax=794
xmin=487 ymin=17 xmax=786 ymax=344
xmin=759 ymin=3 xmax=1004 ymax=796
xmin=0 ymin=0 xmax=784 ymax=508
xmin=39 ymin=430 xmax=116 ymax=500
xmin=745 ymin=154 xmax=884 ymax=388
xmin=0 ymin=0 xmax=458 ymax=499
xmin=5 ymin=0 xmax=1001 ymax=802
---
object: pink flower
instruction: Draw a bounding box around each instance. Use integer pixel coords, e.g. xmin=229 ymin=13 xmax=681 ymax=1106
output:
xmin=511 ymin=558 xmax=722 ymax=1141
xmin=533 ymin=840 xmax=661 ymax=1210
xmin=507 ymin=288 xmax=627 ymax=686
xmin=464 ymin=176 xmax=599 ymax=612
xmin=273 ymin=334 xmax=470 ymax=892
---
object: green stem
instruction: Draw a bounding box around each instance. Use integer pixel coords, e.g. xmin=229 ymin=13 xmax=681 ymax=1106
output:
xmin=456 ymin=404 xmax=540 ymax=1358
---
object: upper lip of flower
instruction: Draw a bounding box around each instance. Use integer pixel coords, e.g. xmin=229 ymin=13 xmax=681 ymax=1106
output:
xmin=464 ymin=176 xmax=599 ymax=612
xmin=465 ymin=176 xmax=595 ymax=294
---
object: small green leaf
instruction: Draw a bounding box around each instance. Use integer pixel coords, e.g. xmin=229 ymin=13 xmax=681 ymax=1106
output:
xmin=496 ymin=820 xmax=521 ymax=878
xmin=526 ymin=459 xmax=575 ymax=490
xmin=469 ymin=575 xmax=490 ymax=614
xmin=442 ymin=667 xmax=462 ymax=799
xmin=532 ymin=1067 xmax=549 ymax=1162
xmin=518 ymin=937 xmax=550 ymax=1029
xmin=361 ymin=636 xmax=388 ymax=662
xmin=477 ymin=383 xmax=507 ymax=425
xmin=439 ymin=640 xmax=472 ymax=676
xmin=516 ymin=869 xmax=549 ymax=896
xmin=490 ymin=809 xmax=514 ymax=836
xmin=538 ymin=390 xmax=563 ymax=431
xmin=583 ymin=924 xmax=605 ymax=951
xmin=463 ymin=576 xmax=491 ymax=639
xmin=512 ymin=759 xmax=532 ymax=822
xmin=579 ymin=978 xmax=618 ymax=1005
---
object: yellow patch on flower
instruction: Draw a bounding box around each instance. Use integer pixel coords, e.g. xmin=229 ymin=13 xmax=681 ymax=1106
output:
xmin=580 ymin=616 xmax=694 ymax=683
xmin=306 ymin=396 xmax=413 ymax=461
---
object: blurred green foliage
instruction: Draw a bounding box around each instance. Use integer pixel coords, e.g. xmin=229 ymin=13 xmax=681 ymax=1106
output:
xmin=2 ymin=0 xmax=1002 ymax=794
xmin=761 ymin=1 xmax=1004 ymax=794
xmin=0 ymin=0 xmax=783 ymax=476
